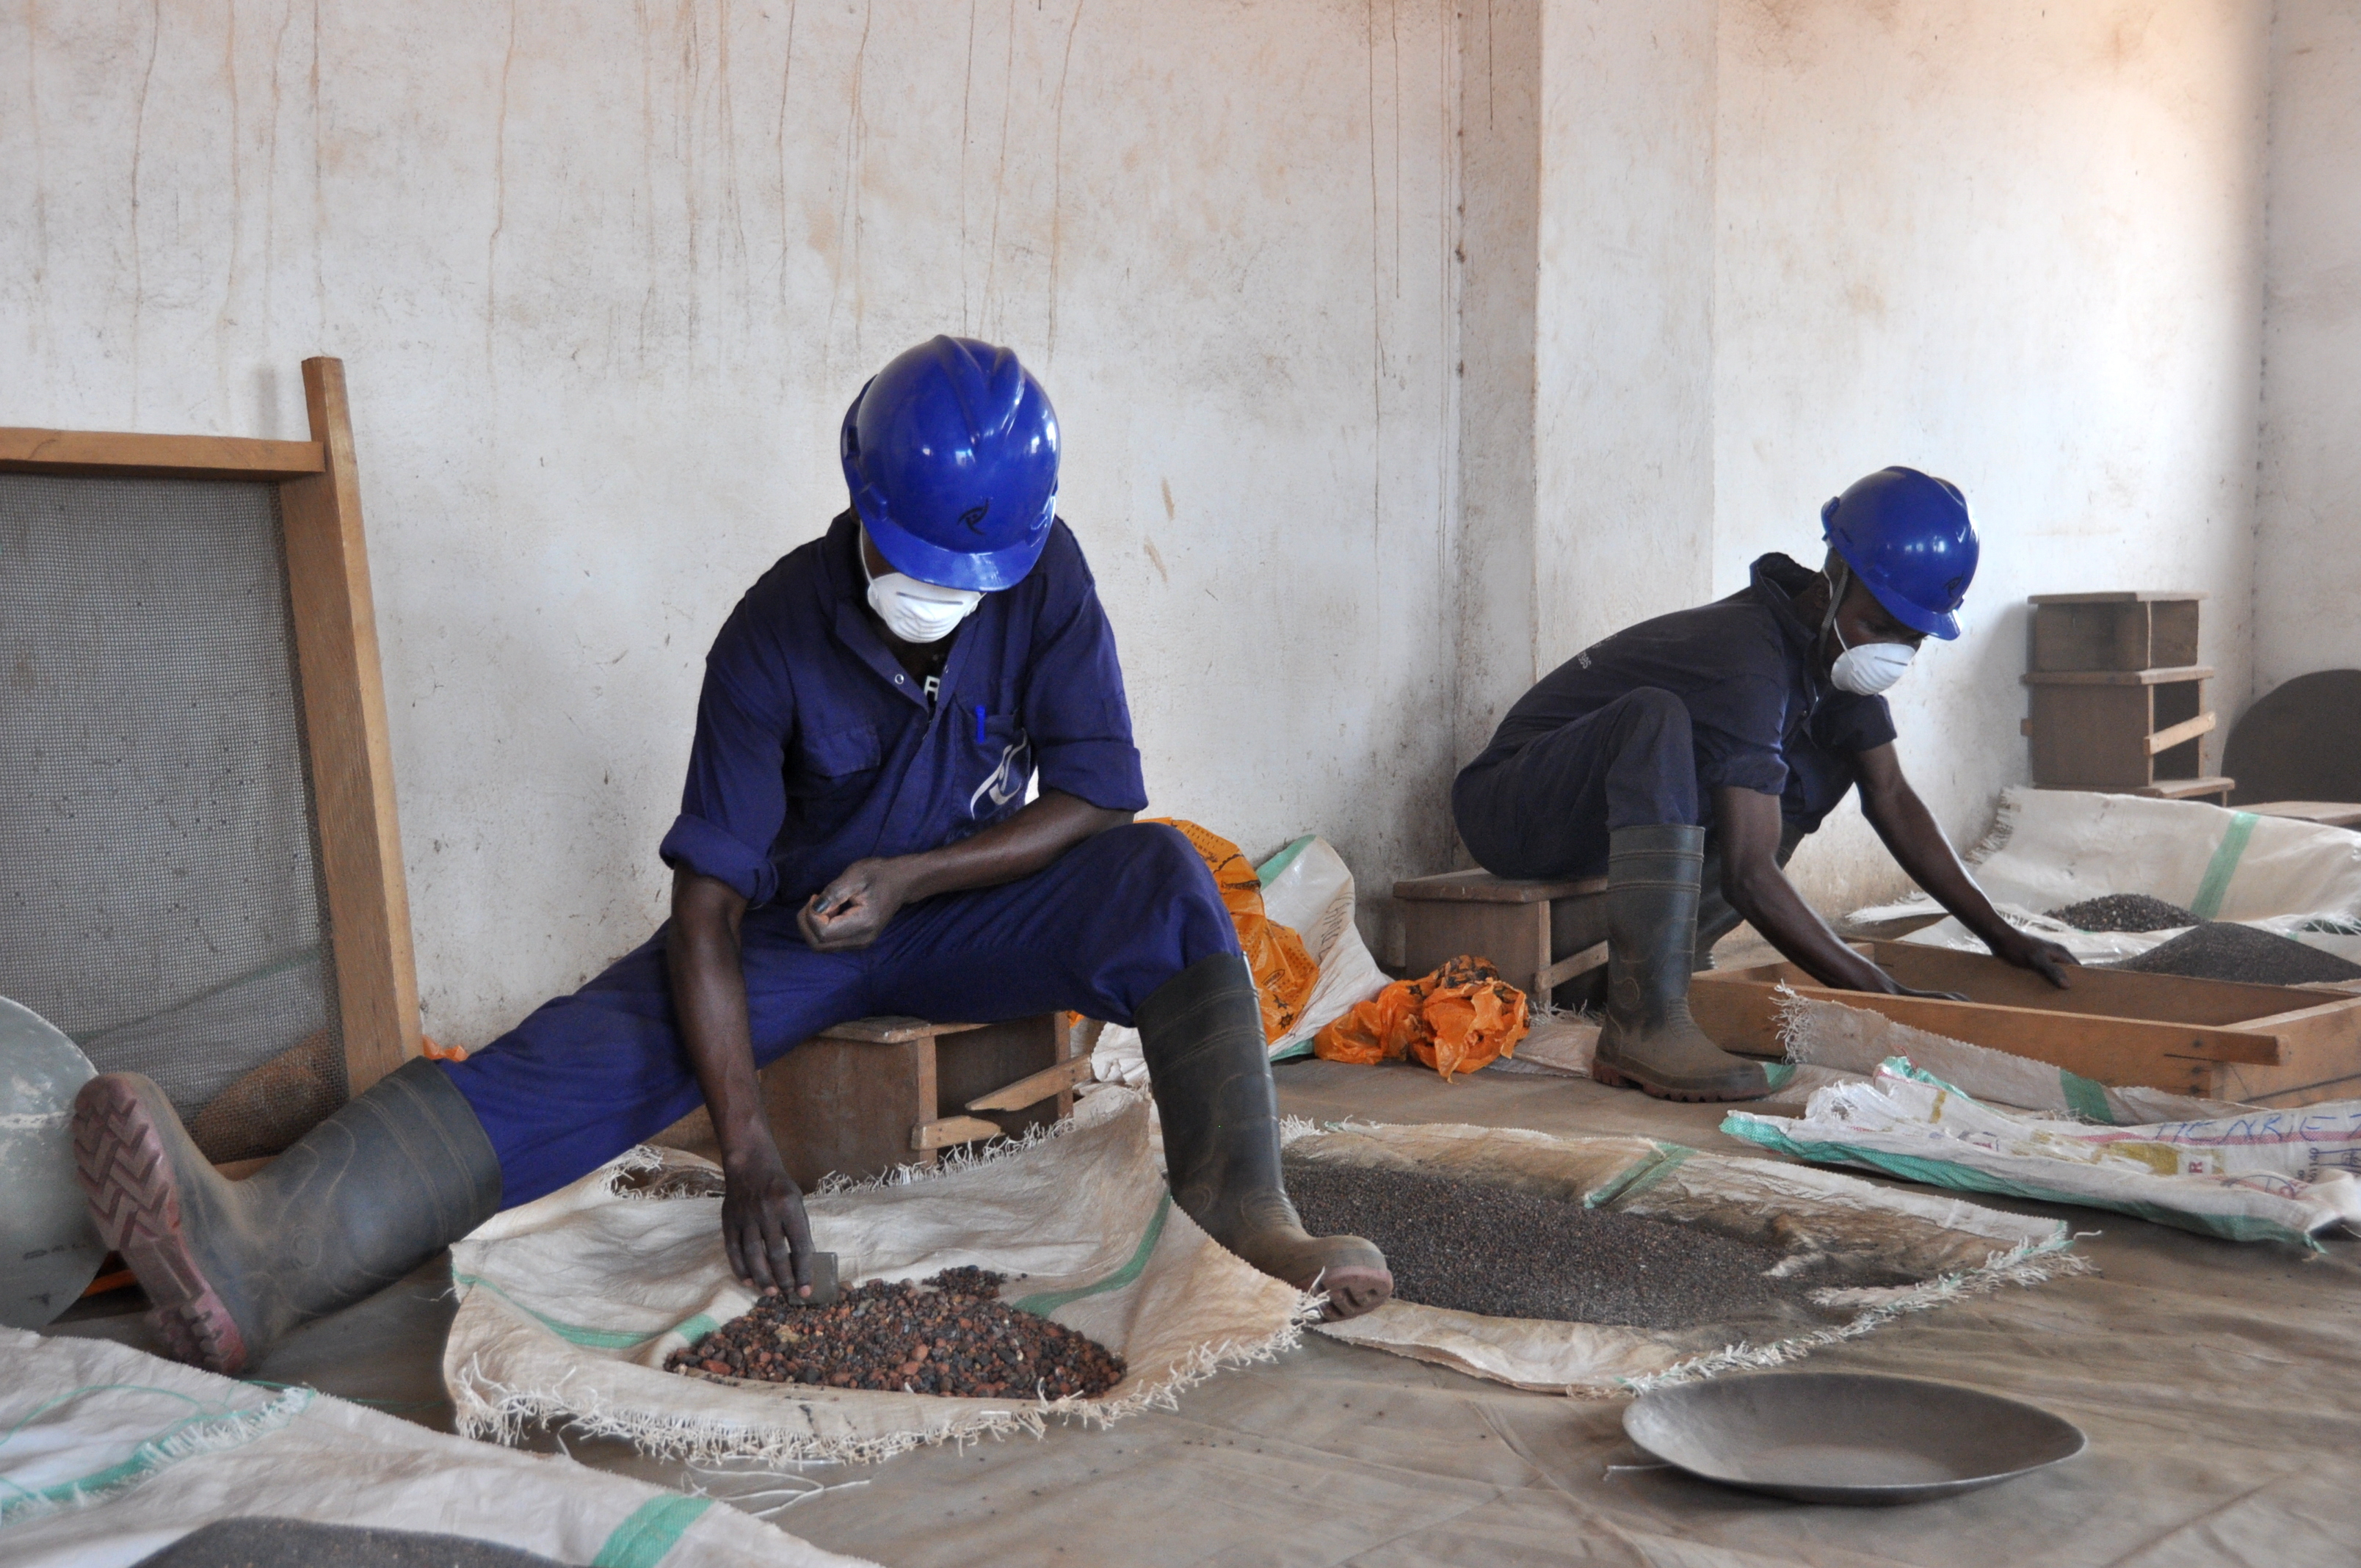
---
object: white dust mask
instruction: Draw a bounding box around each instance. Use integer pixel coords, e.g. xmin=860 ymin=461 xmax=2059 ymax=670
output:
xmin=1829 ymin=620 xmax=1916 ymax=695
xmin=863 ymin=547 xmax=982 ymax=644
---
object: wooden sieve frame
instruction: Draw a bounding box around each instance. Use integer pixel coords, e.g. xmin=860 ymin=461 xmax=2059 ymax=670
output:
xmin=0 ymin=357 xmax=421 ymax=1100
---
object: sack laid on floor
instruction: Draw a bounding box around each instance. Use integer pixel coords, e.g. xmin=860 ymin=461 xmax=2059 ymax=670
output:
xmin=1094 ymin=835 xmax=1388 ymax=1084
xmin=1851 ymin=788 xmax=2361 ymax=963
xmin=1281 ymin=1117 xmax=2081 ymax=1396
xmin=444 ymin=1090 xmax=1308 ymax=1464
xmin=1724 ymin=1057 xmax=2361 ymax=1246
xmin=0 ymin=1328 xmax=868 ymax=1568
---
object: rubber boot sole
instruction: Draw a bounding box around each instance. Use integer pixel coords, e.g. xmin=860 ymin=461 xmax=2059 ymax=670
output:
xmin=1590 ymin=1054 xmax=1779 ymax=1104
xmin=1310 ymin=1262 xmax=1394 ymax=1321
xmin=72 ymin=1076 xmax=254 ymax=1374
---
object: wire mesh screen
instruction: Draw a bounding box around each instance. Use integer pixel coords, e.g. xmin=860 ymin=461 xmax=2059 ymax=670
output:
xmin=0 ymin=473 xmax=345 ymax=1163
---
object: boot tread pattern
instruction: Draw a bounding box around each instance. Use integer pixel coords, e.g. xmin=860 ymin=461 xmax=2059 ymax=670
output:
xmin=73 ymin=1081 xmax=253 ymax=1374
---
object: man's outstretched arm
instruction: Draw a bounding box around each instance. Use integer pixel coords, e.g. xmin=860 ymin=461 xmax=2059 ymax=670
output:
xmin=1853 ymin=744 xmax=2076 ymax=987
xmin=797 ymin=789 xmax=1134 ymax=951
xmin=1711 ymin=785 xmax=1912 ymax=992
xmin=668 ymin=868 xmax=819 ymax=1296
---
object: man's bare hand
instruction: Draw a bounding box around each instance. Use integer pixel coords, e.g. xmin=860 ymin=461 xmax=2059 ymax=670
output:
xmin=720 ymin=1140 xmax=816 ymax=1298
xmin=798 ymin=857 xmax=916 ymax=951
xmin=1989 ymin=927 xmax=2079 ymax=989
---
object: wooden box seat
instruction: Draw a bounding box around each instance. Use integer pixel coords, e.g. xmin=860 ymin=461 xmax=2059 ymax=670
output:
xmin=653 ymin=1013 xmax=1089 ymax=1188
xmin=1393 ymin=869 xmax=1610 ymax=1006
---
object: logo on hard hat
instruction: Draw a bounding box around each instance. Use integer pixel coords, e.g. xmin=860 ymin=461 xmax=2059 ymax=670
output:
xmin=960 ymin=503 xmax=991 ymax=534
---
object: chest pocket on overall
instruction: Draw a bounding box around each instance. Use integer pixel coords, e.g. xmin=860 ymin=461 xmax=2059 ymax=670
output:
xmin=966 ymin=712 xmax=1032 ymax=820
xmin=789 ymin=723 xmax=885 ymax=803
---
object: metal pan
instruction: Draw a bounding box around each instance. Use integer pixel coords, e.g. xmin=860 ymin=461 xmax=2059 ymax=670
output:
xmin=1623 ymin=1371 xmax=2086 ymax=1505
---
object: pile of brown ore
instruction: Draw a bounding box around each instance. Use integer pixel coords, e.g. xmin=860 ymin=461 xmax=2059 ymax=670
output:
xmin=666 ymin=1266 xmax=1125 ymax=1401
xmin=1282 ymin=1157 xmax=1832 ymax=1330
xmin=2109 ymin=922 xmax=2361 ymax=987
xmin=2042 ymin=894 xmax=2197 ymax=933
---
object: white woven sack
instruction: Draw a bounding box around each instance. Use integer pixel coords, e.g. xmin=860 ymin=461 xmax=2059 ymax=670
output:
xmin=0 ymin=1329 xmax=868 ymax=1568
xmin=443 ymin=1089 xmax=1308 ymax=1464
xmin=1280 ymin=1118 xmax=2083 ymax=1397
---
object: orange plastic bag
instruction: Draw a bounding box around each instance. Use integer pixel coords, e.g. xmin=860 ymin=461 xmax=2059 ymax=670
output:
xmin=1312 ymin=955 xmax=1530 ymax=1081
xmin=1149 ymin=819 xmax=1320 ymax=1044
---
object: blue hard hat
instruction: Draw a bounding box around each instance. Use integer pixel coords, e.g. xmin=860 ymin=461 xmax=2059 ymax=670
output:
xmin=839 ymin=336 xmax=1059 ymax=592
xmin=1819 ymin=467 xmax=1979 ymax=641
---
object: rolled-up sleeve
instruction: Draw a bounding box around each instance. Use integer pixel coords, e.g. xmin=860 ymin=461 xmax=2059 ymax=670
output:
xmin=1688 ymin=673 xmax=1794 ymax=796
xmin=659 ymin=658 xmax=792 ymax=904
xmin=1021 ymin=550 xmax=1148 ymax=812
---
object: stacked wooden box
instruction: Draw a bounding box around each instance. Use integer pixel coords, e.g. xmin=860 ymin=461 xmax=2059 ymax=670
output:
xmin=2022 ymin=592 xmax=2233 ymax=805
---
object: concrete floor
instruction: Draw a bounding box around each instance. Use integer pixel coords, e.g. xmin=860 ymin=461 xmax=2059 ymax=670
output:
xmin=46 ymin=1056 xmax=2361 ymax=1566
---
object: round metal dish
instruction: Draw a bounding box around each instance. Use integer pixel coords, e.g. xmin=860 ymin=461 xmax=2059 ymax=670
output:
xmin=1 ymin=995 xmax=105 ymax=1328
xmin=1623 ymin=1371 xmax=2086 ymax=1505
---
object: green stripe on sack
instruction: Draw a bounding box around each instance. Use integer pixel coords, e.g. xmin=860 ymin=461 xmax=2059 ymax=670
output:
xmin=1009 ymin=1194 xmax=1172 ymax=1317
xmin=592 ymin=1495 xmax=713 ymax=1568
xmin=1255 ymin=835 xmax=1317 ymax=886
xmin=451 ymin=1271 xmax=676 ymax=1350
xmin=1584 ymin=1142 xmax=1694 ymax=1209
xmin=2061 ymin=1070 xmax=2117 ymax=1125
xmin=2189 ymin=812 xmax=2258 ymax=921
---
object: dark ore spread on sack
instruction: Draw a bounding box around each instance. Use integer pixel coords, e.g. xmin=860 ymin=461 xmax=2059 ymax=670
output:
xmin=667 ymin=1266 xmax=1125 ymax=1400
xmin=1281 ymin=1157 xmax=1832 ymax=1330
xmin=2042 ymin=894 xmax=2198 ymax=933
xmin=2108 ymin=921 xmax=2361 ymax=987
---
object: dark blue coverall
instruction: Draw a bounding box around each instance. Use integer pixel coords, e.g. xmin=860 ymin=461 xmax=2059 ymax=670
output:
xmin=1453 ymin=553 xmax=1897 ymax=882
xmin=442 ymin=513 xmax=1238 ymax=1206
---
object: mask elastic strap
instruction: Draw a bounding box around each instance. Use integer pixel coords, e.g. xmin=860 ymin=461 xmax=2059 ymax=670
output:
xmin=1821 ymin=561 xmax=1851 ymax=653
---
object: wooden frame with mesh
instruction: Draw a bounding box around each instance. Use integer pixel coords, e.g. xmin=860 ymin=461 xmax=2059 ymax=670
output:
xmin=0 ymin=357 xmax=420 ymax=1101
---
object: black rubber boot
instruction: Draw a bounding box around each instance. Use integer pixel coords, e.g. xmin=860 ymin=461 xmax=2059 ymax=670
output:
xmin=1135 ymin=954 xmax=1393 ymax=1321
xmin=1590 ymin=824 xmax=1788 ymax=1102
xmin=73 ymin=1057 xmax=502 ymax=1373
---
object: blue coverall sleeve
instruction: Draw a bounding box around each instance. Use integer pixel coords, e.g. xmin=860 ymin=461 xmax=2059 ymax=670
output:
xmin=659 ymin=659 xmax=792 ymax=905
xmin=1688 ymin=672 xmax=1794 ymax=796
xmin=1020 ymin=539 xmax=1149 ymax=813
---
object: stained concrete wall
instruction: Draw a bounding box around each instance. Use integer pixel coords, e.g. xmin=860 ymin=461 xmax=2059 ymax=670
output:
xmin=1 ymin=1 xmax=1462 ymax=1045
xmin=2255 ymin=0 xmax=2361 ymax=697
xmin=1532 ymin=0 xmax=1719 ymax=673
xmin=1 ymin=0 xmax=2306 ymax=1038
xmin=1710 ymin=0 xmax=2273 ymax=911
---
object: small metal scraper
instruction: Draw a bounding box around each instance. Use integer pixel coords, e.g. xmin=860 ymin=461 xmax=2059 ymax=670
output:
xmin=783 ymin=1250 xmax=839 ymax=1307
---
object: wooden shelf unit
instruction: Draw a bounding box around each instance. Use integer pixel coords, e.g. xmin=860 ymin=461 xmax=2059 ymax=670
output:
xmin=2023 ymin=592 xmax=2230 ymax=804
xmin=2028 ymin=590 xmax=2202 ymax=673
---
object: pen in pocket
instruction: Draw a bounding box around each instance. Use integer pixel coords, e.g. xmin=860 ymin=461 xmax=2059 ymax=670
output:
xmin=974 ymin=703 xmax=987 ymax=744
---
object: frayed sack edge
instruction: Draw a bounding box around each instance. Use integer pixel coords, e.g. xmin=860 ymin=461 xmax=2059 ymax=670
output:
xmin=0 ymin=1387 xmax=313 ymax=1527
xmin=1619 ymin=1233 xmax=2094 ymax=1396
xmin=449 ymin=1097 xmax=1321 ymax=1466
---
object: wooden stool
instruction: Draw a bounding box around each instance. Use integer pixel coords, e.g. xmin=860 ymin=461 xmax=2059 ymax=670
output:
xmin=1393 ymin=870 xmax=1610 ymax=1007
xmin=653 ymin=1013 xmax=1089 ymax=1188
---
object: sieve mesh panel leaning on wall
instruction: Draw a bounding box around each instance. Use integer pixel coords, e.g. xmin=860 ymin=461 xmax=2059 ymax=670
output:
xmin=0 ymin=473 xmax=346 ymax=1163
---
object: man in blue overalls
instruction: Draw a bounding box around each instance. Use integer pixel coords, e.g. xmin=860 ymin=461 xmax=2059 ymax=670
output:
xmin=1453 ymin=468 xmax=2078 ymax=1103
xmin=74 ymin=338 xmax=1392 ymax=1374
